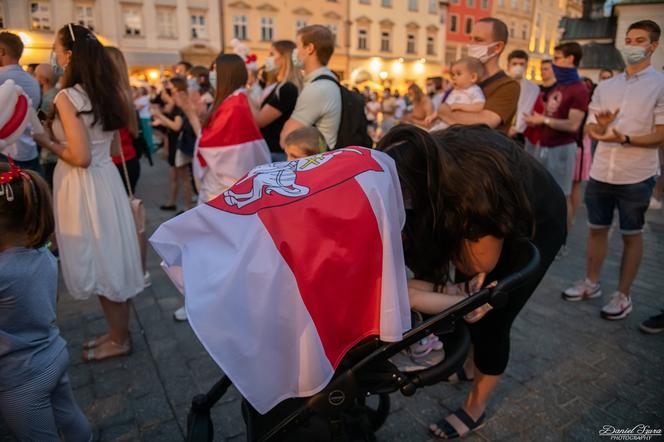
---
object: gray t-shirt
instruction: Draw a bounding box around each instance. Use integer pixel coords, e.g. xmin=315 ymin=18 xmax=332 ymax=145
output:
xmin=290 ymin=66 xmax=342 ymax=149
xmin=0 ymin=247 xmax=66 ymax=390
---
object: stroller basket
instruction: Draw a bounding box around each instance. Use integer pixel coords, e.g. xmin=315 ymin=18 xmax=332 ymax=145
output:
xmin=186 ymin=239 xmax=541 ymax=442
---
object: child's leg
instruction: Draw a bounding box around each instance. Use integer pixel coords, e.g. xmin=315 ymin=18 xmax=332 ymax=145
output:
xmin=0 ymin=352 xmax=68 ymax=441
xmin=51 ymin=372 xmax=92 ymax=442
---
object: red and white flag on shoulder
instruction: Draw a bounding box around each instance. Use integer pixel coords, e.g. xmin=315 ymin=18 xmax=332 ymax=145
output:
xmin=150 ymin=147 xmax=411 ymax=414
xmin=194 ymin=88 xmax=270 ymax=202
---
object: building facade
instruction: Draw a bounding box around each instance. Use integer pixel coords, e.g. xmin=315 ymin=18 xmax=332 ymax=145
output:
xmin=347 ymin=0 xmax=446 ymax=91
xmin=0 ymin=0 xmax=222 ymax=79
xmin=526 ymin=0 xmax=581 ymax=80
xmin=445 ymin=0 xmax=492 ymax=68
xmin=492 ymin=0 xmax=534 ymax=68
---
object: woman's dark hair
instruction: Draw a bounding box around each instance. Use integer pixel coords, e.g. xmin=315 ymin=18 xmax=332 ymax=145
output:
xmin=205 ymin=54 xmax=248 ymax=127
xmin=0 ymin=163 xmax=54 ymax=249
xmin=105 ymin=46 xmax=139 ymax=138
xmin=377 ymin=124 xmax=534 ymax=283
xmin=56 ymin=24 xmax=127 ymax=131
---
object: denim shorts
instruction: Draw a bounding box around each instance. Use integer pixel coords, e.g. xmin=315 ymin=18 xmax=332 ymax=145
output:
xmin=584 ymin=177 xmax=656 ymax=234
xmin=525 ymin=141 xmax=577 ymax=196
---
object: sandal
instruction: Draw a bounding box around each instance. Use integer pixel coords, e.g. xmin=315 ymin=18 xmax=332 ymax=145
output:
xmin=160 ymin=204 xmax=177 ymax=211
xmin=430 ymin=408 xmax=486 ymax=439
xmin=82 ymin=339 xmax=132 ymax=363
xmin=82 ymin=334 xmax=110 ymax=350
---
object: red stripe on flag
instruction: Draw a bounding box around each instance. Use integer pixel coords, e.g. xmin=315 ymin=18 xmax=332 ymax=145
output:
xmin=0 ymin=95 xmax=28 ymax=139
xmin=198 ymin=93 xmax=263 ymax=149
xmin=258 ymin=179 xmax=383 ymax=368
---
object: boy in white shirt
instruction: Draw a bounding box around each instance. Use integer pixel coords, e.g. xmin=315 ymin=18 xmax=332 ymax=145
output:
xmin=426 ymin=57 xmax=486 ymax=131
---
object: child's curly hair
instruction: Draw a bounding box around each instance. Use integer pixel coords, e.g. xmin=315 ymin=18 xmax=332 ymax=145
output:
xmin=0 ymin=162 xmax=54 ymax=248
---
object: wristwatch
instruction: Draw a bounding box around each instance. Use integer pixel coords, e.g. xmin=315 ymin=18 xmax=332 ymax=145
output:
xmin=622 ymin=135 xmax=631 ymax=145
xmin=544 ymin=117 xmax=551 ymax=126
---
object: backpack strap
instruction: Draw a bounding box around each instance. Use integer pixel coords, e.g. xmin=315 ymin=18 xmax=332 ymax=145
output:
xmin=312 ymin=74 xmax=340 ymax=86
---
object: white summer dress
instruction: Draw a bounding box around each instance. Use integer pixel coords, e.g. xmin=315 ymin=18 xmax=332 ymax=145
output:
xmin=52 ymin=85 xmax=144 ymax=301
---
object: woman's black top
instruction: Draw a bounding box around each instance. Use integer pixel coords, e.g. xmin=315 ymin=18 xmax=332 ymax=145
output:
xmin=259 ymin=82 xmax=299 ymax=153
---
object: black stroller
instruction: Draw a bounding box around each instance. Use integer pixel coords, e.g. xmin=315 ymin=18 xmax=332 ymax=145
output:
xmin=186 ymin=238 xmax=541 ymax=442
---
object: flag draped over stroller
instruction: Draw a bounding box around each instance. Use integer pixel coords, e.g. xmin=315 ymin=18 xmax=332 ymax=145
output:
xmin=150 ymin=147 xmax=411 ymax=414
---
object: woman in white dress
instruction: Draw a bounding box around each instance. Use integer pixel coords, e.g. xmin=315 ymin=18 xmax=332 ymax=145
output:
xmin=37 ymin=24 xmax=143 ymax=361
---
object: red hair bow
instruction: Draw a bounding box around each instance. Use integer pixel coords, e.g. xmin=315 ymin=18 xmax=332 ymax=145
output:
xmin=0 ymin=156 xmax=25 ymax=184
xmin=246 ymin=54 xmax=257 ymax=64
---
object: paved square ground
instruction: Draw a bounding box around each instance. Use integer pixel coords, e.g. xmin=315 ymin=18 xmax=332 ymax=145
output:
xmin=2 ymin=156 xmax=663 ymax=441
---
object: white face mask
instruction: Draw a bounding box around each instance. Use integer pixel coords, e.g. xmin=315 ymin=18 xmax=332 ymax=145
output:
xmin=509 ymin=65 xmax=525 ymax=79
xmin=264 ymin=56 xmax=278 ymax=73
xmin=50 ymin=51 xmax=65 ymax=76
xmin=467 ymin=42 xmax=499 ymax=63
xmin=620 ymin=45 xmax=649 ymax=65
xmin=291 ymin=49 xmax=304 ymax=70
xmin=209 ymin=71 xmax=217 ymax=87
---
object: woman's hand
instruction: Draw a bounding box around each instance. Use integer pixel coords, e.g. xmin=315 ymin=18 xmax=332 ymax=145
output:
xmin=464 ymin=303 xmax=493 ymax=323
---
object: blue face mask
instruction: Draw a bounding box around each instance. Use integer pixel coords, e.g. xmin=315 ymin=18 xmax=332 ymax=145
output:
xmin=552 ymin=64 xmax=580 ymax=85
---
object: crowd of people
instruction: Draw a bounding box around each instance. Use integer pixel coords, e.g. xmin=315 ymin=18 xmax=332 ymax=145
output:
xmin=0 ymin=15 xmax=663 ymax=441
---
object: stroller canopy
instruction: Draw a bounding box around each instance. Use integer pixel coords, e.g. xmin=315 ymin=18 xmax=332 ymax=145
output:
xmin=150 ymin=147 xmax=411 ymax=414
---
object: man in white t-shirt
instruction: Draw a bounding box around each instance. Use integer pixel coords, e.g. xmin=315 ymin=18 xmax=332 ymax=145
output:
xmin=506 ymin=50 xmax=539 ymax=143
xmin=563 ymin=20 xmax=664 ymax=329
xmin=280 ymin=25 xmax=341 ymax=149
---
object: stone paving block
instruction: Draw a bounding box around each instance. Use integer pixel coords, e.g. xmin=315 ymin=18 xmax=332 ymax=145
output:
xmin=375 ymin=409 xmax=433 ymax=441
xmin=603 ymin=398 xmax=662 ymax=428
xmin=561 ymin=399 xmax=617 ymax=441
xmin=513 ymin=423 xmax=567 ymax=442
xmin=93 ymin=367 xmax=134 ymax=399
xmin=99 ymin=422 xmax=139 ymax=442
xmin=89 ymin=393 xmax=135 ymax=429
xmin=133 ymin=392 xmax=175 ymax=430
xmin=72 ymin=384 xmax=96 ymax=414
xmin=212 ymin=400 xmax=246 ymax=439
xmin=139 ymin=419 xmax=183 ymax=442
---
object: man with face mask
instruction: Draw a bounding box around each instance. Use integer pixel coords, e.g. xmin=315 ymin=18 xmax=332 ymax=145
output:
xmin=507 ymin=50 xmax=539 ymax=144
xmin=433 ymin=17 xmax=519 ymax=134
xmin=523 ymin=42 xmax=589 ymax=248
xmin=280 ymin=25 xmax=341 ymax=149
xmin=0 ymin=32 xmax=42 ymax=175
xmin=563 ymin=21 xmax=664 ymax=331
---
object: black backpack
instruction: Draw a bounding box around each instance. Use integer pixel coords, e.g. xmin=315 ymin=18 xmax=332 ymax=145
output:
xmin=313 ymin=74 xmax=372 ymax=149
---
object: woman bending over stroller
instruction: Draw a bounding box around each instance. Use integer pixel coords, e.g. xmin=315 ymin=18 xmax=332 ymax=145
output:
xmin=377 ymin=124 xmax=566 ymax=439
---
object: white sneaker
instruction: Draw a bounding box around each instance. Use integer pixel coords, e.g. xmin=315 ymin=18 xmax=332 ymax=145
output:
xmin=173 ymin=306 xmax=188 ymax=322
xmin=144 ymin=271 xmax=152 ymax=288
xmin=601 ymin=292 xmax=632 ymax=320
xmin=562 ymin=278 xmax=602 ymax=301
xmin=649 ymin=196 xmax=662 ymax=210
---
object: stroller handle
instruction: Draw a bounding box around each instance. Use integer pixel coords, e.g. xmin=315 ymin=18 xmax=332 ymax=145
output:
xmin=353 ymin=239 xmax=541 ymax=375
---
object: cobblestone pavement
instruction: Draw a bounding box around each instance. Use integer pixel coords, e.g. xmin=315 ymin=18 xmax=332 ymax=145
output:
xmin=2 ymin=154 xmax=663 ymax=441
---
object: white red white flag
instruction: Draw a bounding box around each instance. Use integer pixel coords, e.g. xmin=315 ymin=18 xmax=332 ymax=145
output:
xmin=150 ymin=147 xmax=410 ymax=414
xmin=193 ymin=89 xmax=270 ymax=202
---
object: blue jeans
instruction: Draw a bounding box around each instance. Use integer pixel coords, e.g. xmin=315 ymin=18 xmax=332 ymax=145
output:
xmin=585 ymin=177 xmax=656 ymax=234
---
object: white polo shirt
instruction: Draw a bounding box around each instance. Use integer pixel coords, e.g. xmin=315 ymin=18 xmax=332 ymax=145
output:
xmin=587 ymin=66 xmax=664 ymax=185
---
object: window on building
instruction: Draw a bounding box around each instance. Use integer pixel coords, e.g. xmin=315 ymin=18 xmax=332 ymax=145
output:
xmin=445 ymin=45 xmax=457 ymax=63
xmin=30 ymin=2 xmax=52 ymax=31
xmin=427 ymin=35 xmax=435 ymax=55
xmin=535 ymin=13 xmax=540 ymax=26
xmin=429 ymin=0 xmax=438 ymax=13
xmin=380 ymin=31 xmax=391 ymax=52
xmin=296 ymin=19 xmax=308 ymax=33
xmin=450 ymin=0 xmax=459 ymax=4
xmin=359 ymin=0 xmax=370 ymax=3
xmin=260 ymin=17 xmax=274 ymax=41
xmin=466 ymin=0 xmax=475 ymax=7
xmin=409 ymin=0 xmax=418 ymax=11
xmin=524 ymin=0 xmax=531 ymax=11
xmin=156 ymin=8 xmax=177 ymax=38
xmin=509 ymin=22 xmax=515 ymax=38
xmin=511 ymin=0 xmax=518 ymax=8
xmin=191 ymin=12 xmax=206 ymax=39
xmin=358 ymin=28 xmax=368 ymax=49
xmin=521 ymin=23 xmax=528 ymax=39
xmin=75 ymin=3 xmax=94 ymax=30
xmin=326 ymin=24 xmax=338 ymax=45
xmin=465 ymin=17 xmax=473 ymax=34
xmin=449 ymin=14 xmax=458 ymax=32
xmin=407 ymin=34 xmax=416 ymax=53
xmin=481 ymin=0 xmax=489 ymax=8
xmin=0 ymin=3 xmax=4 ymax=29
xmin=381 ymin=0 xmax=392 ymax=7
xmin=122 ymin=7 xmax=142 ymax=36
xmin=498 ymin=0 xmax=505 ymax=6
xmin=233 ymin=15 xmax=248 ymax=40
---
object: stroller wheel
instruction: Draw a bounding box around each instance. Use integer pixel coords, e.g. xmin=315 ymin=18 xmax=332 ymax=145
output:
xmin=357 ymin=393 xmax=390 ymax=431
